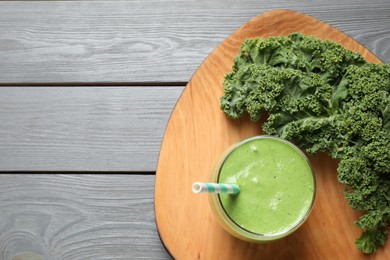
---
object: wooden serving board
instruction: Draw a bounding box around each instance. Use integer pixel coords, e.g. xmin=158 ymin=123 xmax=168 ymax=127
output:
xmin=155 ymin=10 xmax=388 ymax=259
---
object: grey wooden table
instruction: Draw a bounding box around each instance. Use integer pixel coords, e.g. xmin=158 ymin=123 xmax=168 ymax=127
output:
xmin=0 ymin=1 xmax=389 ymax=259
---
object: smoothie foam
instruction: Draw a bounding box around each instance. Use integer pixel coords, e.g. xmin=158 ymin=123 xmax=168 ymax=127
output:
xmin=218 ymin=137 xmax=315 ymax=236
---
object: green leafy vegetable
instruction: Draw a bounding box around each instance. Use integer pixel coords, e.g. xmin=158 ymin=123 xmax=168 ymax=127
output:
xmin=220 ymin=33 xmax=390 ymax=253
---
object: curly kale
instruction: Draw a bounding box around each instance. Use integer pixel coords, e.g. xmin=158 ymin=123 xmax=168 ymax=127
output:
xmin=355 ymin=229 xmax=388 ymax=254
xmin=220 ymin=33 xmax=390 ymax=253
xmin=221 ymin=64 xmax=332 ymax=121
xmin=233 ymin=33 xmax=366 ymax=84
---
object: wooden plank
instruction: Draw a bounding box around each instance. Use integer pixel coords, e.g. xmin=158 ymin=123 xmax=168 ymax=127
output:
xmin=0 ymin=87 xmax=183 ymax=172
xmin=0 ymin=174 xmax=171 ymax=260
xmin=0 ymin=0 xmax=388 ymax=84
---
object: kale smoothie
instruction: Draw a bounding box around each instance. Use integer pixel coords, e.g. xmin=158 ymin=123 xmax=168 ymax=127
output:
xmin=215 ymin=136 xmax=315 ymax=239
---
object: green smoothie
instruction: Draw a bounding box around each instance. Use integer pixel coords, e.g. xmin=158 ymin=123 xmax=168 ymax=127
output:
xmin=218 ymin=136 xmax=315 ymax=236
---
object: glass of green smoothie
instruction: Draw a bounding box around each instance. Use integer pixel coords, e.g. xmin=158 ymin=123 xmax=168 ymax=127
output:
xmin=209 ymin=135 xmax=316 ymax=242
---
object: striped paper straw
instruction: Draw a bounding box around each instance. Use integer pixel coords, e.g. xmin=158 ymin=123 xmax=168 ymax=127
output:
xmin=192 ymin=182 xmax=240 ymax=195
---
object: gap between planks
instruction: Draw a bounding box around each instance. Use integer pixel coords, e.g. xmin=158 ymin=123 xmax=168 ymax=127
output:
xmin=0 ymin=82 xmax=188 ymax=87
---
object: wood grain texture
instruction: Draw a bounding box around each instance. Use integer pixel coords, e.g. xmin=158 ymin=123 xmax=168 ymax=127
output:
xmin=0 ymin=174 xmax=171 ymax=260
xmin=0 ymin=0 xmax=388 ymax=83
xmin=155 ymin=10 xmax=389 ymax=259
xmin=0 ymin=87 xmax=183 ymax=172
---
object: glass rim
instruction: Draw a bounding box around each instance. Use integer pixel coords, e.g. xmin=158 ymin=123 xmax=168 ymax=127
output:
xmin=215 ymin=135 xmax=317 ymax=240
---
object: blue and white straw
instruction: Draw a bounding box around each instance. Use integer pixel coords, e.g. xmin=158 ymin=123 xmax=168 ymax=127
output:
xmin=192 ymin=182 xmax=240 ymax=195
